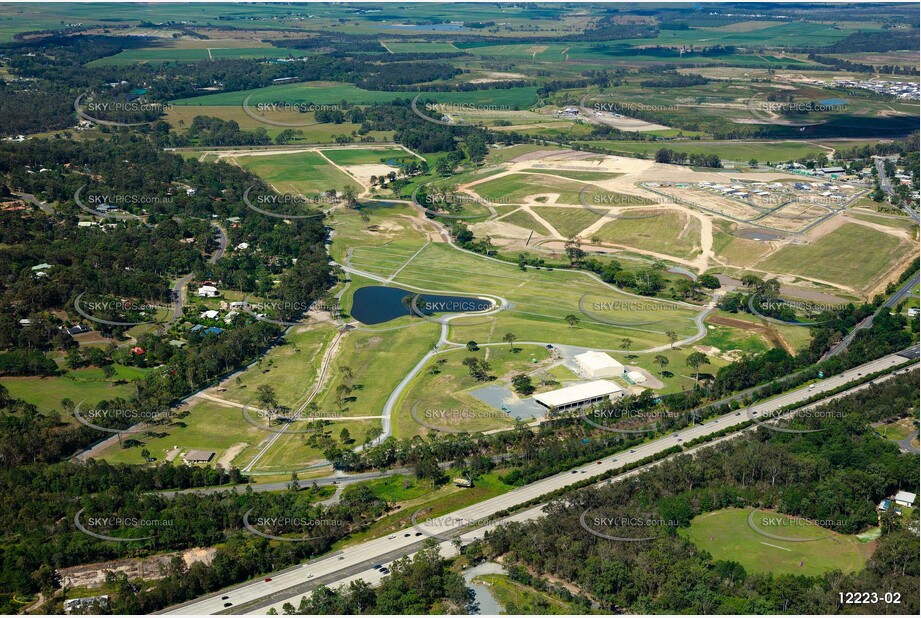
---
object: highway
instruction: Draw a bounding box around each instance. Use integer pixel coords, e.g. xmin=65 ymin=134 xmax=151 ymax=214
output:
xmin=161 ymin=349 xmax=916 ymax=616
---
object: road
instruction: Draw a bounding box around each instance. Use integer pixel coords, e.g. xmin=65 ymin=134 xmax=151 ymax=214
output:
xmin=824 ymin=270 xmax=920 ymax=358
xmin=161 ymin=350 xmax=915 ymax=615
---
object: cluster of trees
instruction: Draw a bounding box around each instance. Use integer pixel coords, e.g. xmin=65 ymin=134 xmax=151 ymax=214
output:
xmin=639 ymin=72 xmax=710 ymax=88
xmin=483 ymin=373 xmax=920 ymax=614
xmin=280 ymin=545 xmax=470 ymax=615
xmin=655 ymin=147 xmax=722 ymax=168
xmin=810 ymin=54 xmax=920 ymax=76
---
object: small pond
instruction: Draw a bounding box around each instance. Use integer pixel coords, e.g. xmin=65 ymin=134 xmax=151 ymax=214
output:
xmin=351 ymin=285 xmax=491 ymax=325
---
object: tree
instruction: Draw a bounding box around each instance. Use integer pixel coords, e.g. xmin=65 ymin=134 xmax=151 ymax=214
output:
xmin=511 ymin=374 xmax=534 ymax=395
xmin=564 ymin=314 xmax=579 ymax=328
xmin=621 ymin=337 xmax=632 ymax=353
xmin=341 ymin=184 xmax=358 ymax=209
xmin=466 ymin=341 xmax=479 ymax=351
xmin=256 ymin=384 xmax=278 ymax=409
xmin=503 ymin=332 xmax=518 ymax=350
xmin=654 ymin=354 xmax=669 ymax=376
xmin=686 ymin=351 xmax=710 ymax=385
xmin=340 ymin=427 xmax=351 ymax=444
xmin=462 ymin=357 xmax=491 ymax=381
xmin=666 ymin=330 xmax=678 ymax=349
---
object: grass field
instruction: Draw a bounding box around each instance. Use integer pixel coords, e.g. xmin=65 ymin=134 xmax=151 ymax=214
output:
xmin=232 ymin=150 xmax=362 ymax=196
xmin=320 ymin=146 xmax=414 ymax=166
xmin=1 ymin=364 xmax=149 ymax=414
xmin=474 ymin=574 xmax=580 ymax=614
xmin=347 ymin=240 xmax=701 ymax=351
xmin=337 ymin=472 xmax=514 ymax=547
xmin=594 ymin=210 xmax=702 ymax=260
xmin=874 ymin=417 xmax=918 ymax=442
xmin=470 ymin=173 xmax=589 ymax=205
xmin=531 ymin=207 xmax=602 ymax=238
xmin=394 ymin=344 xmax=549 ymax=439
xmin=95 ymin=398 xmax=265 ymax=467
xmin=172 ymin=82 xmax=539 ymax=109
xmin=758 ymin=223 xmax=905 ymax=291
xmin=521 ymin=168 xmax=623 ymax=181
xmin=575 ymin=140 xmax=831 ymax=163
xmin=88 ymin=46 xmax=311 ymax=66
xmin=682 ymin=508 xmax=871 ymax=577
xmin=218 ymin=325 xmax=334 ymax=408
xmin=165 ymin=105 xmax=394 ymax=142
xmin=499 ymin=208 xmax=553 ymax=236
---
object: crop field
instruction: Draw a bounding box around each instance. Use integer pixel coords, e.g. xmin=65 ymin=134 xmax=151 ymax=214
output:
xmin=758 ymin=223 xmax=906 ymax=291
xmin=682 ymin=508 xmax=870 ymax=577
xmin=231 ymin=150 xmax=362 ymax=195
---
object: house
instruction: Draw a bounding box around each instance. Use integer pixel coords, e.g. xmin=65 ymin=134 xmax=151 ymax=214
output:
xmin=65 ymin=324 xmax=91 ymax=335
xmin=130 ymin=346 xmax=144 ymax=355
xmin=183 ymin=449 xmax=215 ymax=464
xmin=199 ymin=309 xmax=220 ymax=320
xmin=235 ymin=242 xmax=250 ymax=251
xmin=31 ymin=263 xmax=51 ymax=272
xmin=224 ymin=311 xmax=239 ymax=323
xmin=197 ymin=285 xmax=219 ymax=297
xmin=575 ymin=351 xmax=625 ymax=379
xmin=533 ymin=380 xmax=625 ymax=412
xmin=186 ymin=188 xmax=196 ymax=196
xmin=894 ymin=491 xmax=916 ymax=507
xmin=820 ymin=166 xmax=846 ymax=174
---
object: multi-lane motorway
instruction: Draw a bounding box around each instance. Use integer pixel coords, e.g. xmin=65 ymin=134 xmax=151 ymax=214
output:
xmin=161 ymin=349 xmax=917 ymax=616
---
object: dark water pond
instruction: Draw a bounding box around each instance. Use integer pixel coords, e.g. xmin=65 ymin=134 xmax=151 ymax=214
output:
xmin=351 ymin=286 xmax=490 ymax=325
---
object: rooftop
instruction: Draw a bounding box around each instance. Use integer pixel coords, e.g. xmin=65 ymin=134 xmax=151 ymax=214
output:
xmin=533 ymin=380 xmax=623 ymax=408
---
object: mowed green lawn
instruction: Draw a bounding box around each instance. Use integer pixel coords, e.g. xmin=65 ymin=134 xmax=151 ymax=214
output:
xmin=88 ymin=47 xmax=311 ymax=66
xmin=233 ymin=150 xmax=362 ymax=196
xmin=682 ymin=508 xmax=870 ymax=577
xmin=758 ymin=223 xmax=905 ymax=291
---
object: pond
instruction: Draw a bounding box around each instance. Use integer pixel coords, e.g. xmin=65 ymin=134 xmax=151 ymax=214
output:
xmin=463 ymin=562 xmax=505 ymax=615
xmin=350 ymin=285 xmax=492 ymax=325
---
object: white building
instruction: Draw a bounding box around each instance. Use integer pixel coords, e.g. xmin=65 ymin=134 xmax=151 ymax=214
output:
xmin=199 ymin=309 xmax=219 ymax=319
xmin=894 ymin=491 xmax=916 ymax=507
xmin=533 ymin=380 xmax=624 ymax=412
xmin=197 ymin=285 xmax=219 ymax=297
xmin=626 ymin=370 xmax=647 ymax=384
xmin=574 ymin=351 xmax=625 ymax=379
